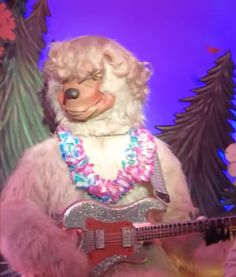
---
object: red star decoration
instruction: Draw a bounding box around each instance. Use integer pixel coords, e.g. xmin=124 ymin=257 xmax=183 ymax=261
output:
xmin=0 ymin=3 xmax=16 ymax=41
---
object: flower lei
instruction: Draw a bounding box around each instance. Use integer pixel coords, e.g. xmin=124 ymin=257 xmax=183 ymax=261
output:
xmin=56 ymin=126 xmax=156 ymax=203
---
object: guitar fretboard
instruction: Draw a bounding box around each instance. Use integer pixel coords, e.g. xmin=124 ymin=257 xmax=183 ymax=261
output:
xmin=136 ymin=217 xmax=233 ymax=241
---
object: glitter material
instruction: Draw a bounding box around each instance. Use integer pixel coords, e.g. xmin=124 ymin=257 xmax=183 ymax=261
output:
xmin=151 ymin=156 xmax=170 ymax=203
xmin=56 ymin=126 xmax=156 ymax=203
xmin=63 ymin=197 xmax=166 ymax=276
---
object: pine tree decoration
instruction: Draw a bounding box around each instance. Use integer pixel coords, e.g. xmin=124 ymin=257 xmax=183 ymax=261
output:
xmin=0 ymin=0 xmax=51 ymax=188
xmin=156 ymin=51 xmax=236 ymax=217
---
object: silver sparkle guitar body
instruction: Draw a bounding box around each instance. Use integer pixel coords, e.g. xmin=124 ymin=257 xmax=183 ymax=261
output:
xmin=62 ymin=197 xmax=166 ymax=276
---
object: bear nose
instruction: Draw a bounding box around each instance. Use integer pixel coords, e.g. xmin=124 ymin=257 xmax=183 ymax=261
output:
xmin=64 ymin=88 xmax=80 ymax=100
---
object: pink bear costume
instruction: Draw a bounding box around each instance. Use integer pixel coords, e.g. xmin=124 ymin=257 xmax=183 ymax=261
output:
xmin=0 ymin=35 xmax=224 ymax=277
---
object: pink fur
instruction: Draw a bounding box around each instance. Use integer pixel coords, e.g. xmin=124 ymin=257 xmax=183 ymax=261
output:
xmin=0 ymin=200 xmax=88 ymax=277
xmin=192 ymin=240 xmax=232 ymax=277
xmin=225 ymin=239 xmax=236 ymax=277
xmin=111 ymin=268 xmax=170 ymax=277
xmin=161 ymin=234 xmax=232 ymax=277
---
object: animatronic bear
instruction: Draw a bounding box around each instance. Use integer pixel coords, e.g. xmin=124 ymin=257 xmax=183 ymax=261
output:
xmin=0 ymin=36 xmax=228 ymax=277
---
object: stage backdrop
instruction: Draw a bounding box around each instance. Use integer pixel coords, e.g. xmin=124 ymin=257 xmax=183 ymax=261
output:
xmin=26 ymin=0 xmax=236 ymax=134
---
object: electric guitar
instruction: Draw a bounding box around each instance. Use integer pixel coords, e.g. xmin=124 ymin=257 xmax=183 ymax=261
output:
xmin=62 ymin=197 xmax=236 ymax=276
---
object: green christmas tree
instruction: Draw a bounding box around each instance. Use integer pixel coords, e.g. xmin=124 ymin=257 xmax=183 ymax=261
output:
xmin=157 ymin=51 xmax=236 ymax=217
xmin=0 ymin=0 xmax=51 ymax=188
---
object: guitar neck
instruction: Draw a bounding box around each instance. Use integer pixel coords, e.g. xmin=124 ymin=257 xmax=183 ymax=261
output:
xmin=135 ymin=217 xmax=233 ymax=241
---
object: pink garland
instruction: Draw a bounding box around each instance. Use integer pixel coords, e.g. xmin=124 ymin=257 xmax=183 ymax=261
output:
xmin=57 ymin=126 xmax=156 ymax=203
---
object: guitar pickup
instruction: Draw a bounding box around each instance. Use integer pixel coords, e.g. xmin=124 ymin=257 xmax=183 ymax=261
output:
xmin=122 ymin=227 xmax=134 ymax=247
xmin=95 ymin=229 xmax=105 ymax=249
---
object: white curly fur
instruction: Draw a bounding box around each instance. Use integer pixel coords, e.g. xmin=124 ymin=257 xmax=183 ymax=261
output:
xmin=44 ymin=35 xmax=151 ymax=137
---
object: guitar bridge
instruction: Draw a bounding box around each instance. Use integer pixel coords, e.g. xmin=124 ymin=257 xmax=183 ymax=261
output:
xmin=122 ymin=227 xmax=135 ymax=247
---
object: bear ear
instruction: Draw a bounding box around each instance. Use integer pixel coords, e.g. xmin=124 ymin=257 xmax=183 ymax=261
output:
xmin=103 ymin=44 xmax=125 ymax=65
xmin=104 ymin=49 xmax=115 ymax=65
xmin=225 ymin=143 xmax=236 ymax=163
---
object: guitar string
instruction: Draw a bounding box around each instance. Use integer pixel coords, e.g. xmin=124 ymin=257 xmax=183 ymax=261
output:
xmin=85 ymin=228 xmax=223 ymax=247
xmin=97 ymin=229 xmax=198 ymax=238
xmin=83 ymin=224 xmax=229 ymax=245
xmin=82 ymin=225 xmax=207 ymax=240
xmin=81 ymin=220 xmax=229 ymax=241
xmin=76 ymin=220 xmax=230 ymax=246
xmin=84 ymin=230 xmax=201 ymax=246
xmin=85 ymin=233 xmax=198 ymax=247
xmin=81 ymin=218 xmax=229 ymax=237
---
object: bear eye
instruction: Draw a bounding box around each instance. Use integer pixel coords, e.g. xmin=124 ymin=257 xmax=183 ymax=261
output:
xmin=79 ymin=69 xmax=104 ymax=84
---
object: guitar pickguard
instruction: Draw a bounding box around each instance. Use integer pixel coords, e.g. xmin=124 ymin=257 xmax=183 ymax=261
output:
xmin=63 ymin=197 xmax=166 ymax=229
